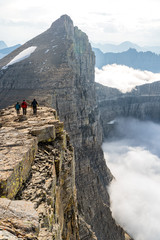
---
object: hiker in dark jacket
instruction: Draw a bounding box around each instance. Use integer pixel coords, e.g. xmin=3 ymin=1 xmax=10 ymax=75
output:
xmin=31 ymin=99 xmax=38 ymax=115
xmin=21 ymin=100 xmax=27 ymax=115
xmin=15 ymin=102 xmax=21 ymax=115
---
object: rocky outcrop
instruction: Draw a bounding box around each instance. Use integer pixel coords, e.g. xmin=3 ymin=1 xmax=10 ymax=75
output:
xmin=0 ymin=15 xmax=128 ymax=239
xmin=0 ymin=198 xmax=39 ymax=239
xmin=0 ymin=106 xmax=79 ymax=239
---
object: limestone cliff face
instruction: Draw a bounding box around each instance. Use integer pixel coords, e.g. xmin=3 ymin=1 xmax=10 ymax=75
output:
xmin=0 ymin=106 xmax=79 ymax=240
xmin=96 ymin=81 xmax=160 ymax=138
xmin=0 ymin=15 xmax=127 ymax=239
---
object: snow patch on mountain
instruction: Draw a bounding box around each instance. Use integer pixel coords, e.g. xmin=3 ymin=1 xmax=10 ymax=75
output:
xmin=2 ymin=46 xmax=37 ymax=70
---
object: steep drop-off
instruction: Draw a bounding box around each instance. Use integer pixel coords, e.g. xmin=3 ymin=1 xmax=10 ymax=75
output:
xmin=96 ymin=81 xmax=160 ymax=138
xmin=0 ymin=15 xmax=128 ymax=239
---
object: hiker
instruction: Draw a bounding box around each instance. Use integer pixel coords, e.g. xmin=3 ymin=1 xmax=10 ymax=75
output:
xmin=21 ymin=100 xmax=27 ymax=115
xmin=15 ymin=102 xmax=21 ymax=115
xmin=31 ymin=99 xmax=38 ymax=115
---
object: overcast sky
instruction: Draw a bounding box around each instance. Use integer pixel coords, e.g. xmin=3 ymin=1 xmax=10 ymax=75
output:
xmin=1 ymin=0 xmax=160 ymax=47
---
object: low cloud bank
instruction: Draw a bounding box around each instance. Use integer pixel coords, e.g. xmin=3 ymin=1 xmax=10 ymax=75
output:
xmin=103 ymin=118 xmax=160 ymax=240
xmin=95 ymin=64 xmax=160 ymax=93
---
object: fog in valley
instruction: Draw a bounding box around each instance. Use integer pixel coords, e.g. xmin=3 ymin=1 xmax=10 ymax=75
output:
xmin=103 ymin=118 xmax=160 ymax=240
xmin=95 ymin=64 xmax=160 ymax=93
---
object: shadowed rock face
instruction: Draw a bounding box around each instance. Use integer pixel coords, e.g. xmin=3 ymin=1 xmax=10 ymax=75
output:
xmin=96 ymin=81 xmax=160 ymax=138
xmin=0 ymin=15 xmax=127 ymax=239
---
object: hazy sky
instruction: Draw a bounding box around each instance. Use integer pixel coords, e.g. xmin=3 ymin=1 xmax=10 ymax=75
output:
xmin=1 ymin=0 xmax=160 ymax=47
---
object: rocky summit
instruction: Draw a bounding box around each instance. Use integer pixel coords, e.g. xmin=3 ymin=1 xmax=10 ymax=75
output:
xmin=0 ymin=15 xmax=131 ymax=239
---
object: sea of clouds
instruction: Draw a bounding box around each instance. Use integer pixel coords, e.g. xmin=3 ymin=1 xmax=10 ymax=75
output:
xmin=103 ymin=118 xmax=160 ymax=240
xmin=95 ymin=64 xmax=160 ymax=93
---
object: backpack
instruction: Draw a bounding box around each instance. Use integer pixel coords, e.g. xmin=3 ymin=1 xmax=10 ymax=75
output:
xmin=21 ymin=102 xmax=27 ymax=108
xmin=32 ymin=100 xmax=37 ymax=108
xmin=15 ymin=103 xmax=20 ymax=110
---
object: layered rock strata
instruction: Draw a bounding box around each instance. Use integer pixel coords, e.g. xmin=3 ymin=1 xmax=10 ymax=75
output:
xmin=0 ymin=15 xmax=129 ymax=239
xmin=96 ymin=81 xmax=160 ymax=138
xmin=0 ymin=106 xmax=79 ymax=239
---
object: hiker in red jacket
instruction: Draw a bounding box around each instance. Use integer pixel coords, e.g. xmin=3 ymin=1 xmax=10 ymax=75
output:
xmin=21 ymin=100 xmax=27 ymax=115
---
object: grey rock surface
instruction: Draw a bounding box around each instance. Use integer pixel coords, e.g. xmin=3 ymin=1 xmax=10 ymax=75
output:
xmin=0 ymin=198 xmax=39 ymax=239
xmin=0 ymin=15 xmax=128 ymax=240
xmin=96 ymin=81 xmax=160 ymax=138
xmin=0 ymin=106 xmax=80 ymax=240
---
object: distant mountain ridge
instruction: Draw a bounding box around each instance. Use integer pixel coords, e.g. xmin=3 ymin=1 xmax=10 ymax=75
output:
xmin=0 ymin=44 xmax=21 ymax=59
xmin=92 ymin=41 xmax=160 ymax=54
xmin=93 ymin=47 xmax=160 ymax=73
xmin=0 ymin=41 xmax=7 ymax=50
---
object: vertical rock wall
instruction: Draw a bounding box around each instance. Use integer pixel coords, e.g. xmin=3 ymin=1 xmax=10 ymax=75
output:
xmin=96 ymin=82 xmax=160 ymax=139
xmin=47 ymin=16 xmax=126 ymax=240
xmin=0 ymin=15 xmax=129 ymax=239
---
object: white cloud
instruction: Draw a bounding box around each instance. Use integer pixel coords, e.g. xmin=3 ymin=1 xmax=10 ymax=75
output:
xmin=1 ymin=0 xmax=160 ymax=46
xmin=95 ymin=64 xmax=160 ymax=93
xmin=103 ymin=118 xmax=160 ymax=240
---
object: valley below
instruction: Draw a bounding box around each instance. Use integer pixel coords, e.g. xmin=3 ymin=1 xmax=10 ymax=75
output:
xmin=103 ymin=117 xmax=160 ymax=240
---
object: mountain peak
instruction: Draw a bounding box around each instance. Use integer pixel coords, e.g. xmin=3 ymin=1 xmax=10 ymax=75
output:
xmin=50 ymin=14 xmax=73 ymax=29
xmin=127 ymin=47 xmax=137 ymax=52
xmin=49 ymin=14 xmax=74 ymax=38
xmin=0 ymin=41 xmax=7 ymax=50
xmin=59 ymin=14 xmax=73 ymax=22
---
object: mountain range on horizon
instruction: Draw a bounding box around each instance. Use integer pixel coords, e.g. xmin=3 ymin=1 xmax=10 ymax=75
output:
xmin=0 ymin=40 xmax=7 ymax=50
xmin=0 ymin=44 xmax=21 ymax=59
xmin=91 ymin=41 xmax=160 ymax=54
xmin=93 ymin=47 xmax=160 ymax=72
xmin=1 ymin=39 xmax=160 ymax=60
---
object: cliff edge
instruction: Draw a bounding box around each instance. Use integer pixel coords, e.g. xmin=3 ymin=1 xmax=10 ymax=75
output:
xmin=0 ymin=105 xmax=79 ymax=239
xmin=0 ymin=15 xmax=130 ymax=239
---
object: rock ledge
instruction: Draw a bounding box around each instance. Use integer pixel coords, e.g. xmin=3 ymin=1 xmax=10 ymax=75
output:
xmin=0 ymin=105 xmax=79 ymax=240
